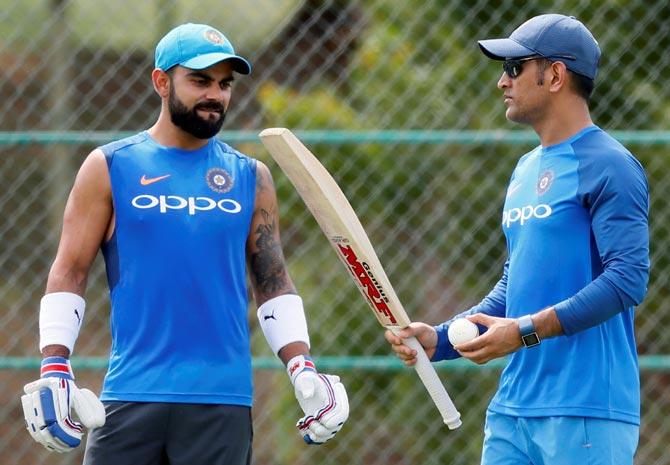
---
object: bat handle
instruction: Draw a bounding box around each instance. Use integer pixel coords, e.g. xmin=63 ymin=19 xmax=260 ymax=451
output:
xmin=394 ymin=330 xmax=462 ymax=429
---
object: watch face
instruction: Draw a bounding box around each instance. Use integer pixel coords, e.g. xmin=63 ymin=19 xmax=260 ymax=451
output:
xmin=522 ymin=333 xmax=540 ymax=347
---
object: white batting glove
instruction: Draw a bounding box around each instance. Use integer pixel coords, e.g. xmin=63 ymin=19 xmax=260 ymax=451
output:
xmin=21 ymin=357 xmax=105 ymax=453
xmin=287 ymin=355 xmax=349 ymax=445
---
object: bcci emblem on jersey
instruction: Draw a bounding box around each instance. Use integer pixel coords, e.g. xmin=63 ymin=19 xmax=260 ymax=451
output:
xmin=206 ymin=168 xmax=234 ymax=193
xmin=536 ymin=170 xmax=554 ymax=196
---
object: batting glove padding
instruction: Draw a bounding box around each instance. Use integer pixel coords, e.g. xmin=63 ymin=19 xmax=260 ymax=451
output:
xmin=21 ymin=357 xmax=105 ymax=453
xmin=288 ymin=355 xmax=349 ymax=444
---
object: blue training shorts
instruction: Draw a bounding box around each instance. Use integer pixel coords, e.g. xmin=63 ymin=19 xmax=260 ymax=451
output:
xmin=481 ymin=410 xmax=638 ymax=465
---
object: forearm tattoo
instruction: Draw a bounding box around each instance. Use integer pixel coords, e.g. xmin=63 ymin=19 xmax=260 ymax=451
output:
xmin=250 ymin=208 xmax=290 ymax=295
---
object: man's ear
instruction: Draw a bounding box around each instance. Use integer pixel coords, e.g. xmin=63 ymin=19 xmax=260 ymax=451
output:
xmin=152 ymin=68 xmax=171 ymax=98
xmin=548 ymin=61 xmax=568 ymax=93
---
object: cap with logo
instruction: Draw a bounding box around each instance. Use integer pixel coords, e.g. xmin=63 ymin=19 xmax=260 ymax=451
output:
xmin=478 ymin=14 xmax=601 ymax=80
xmin=155 ymin=23 xmax=252 ymax=75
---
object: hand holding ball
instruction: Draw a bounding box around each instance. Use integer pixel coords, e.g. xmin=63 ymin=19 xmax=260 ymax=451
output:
xmin=447 ymin=318 xmax=479 ymax=345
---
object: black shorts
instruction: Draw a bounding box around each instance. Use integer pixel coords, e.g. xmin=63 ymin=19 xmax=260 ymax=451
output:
xmin=83 ymin=402 xmax=252 ymax=465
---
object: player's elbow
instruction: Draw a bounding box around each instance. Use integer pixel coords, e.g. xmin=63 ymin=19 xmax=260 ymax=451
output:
xmin=627 ymin=265 xmax=649 ymax=307
xmin=610 ymin=261 xmax=649 ymax=308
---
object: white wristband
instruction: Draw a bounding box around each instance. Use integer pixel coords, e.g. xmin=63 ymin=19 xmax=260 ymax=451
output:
xmin=257 ymin=294 xmax=310 ymax=355
xmin=39 ymin=292 xmax=85 ymax=354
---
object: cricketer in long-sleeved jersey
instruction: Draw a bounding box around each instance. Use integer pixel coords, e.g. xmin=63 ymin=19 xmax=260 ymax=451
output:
xmin=434 ymin=125 xmax=649 ymax=424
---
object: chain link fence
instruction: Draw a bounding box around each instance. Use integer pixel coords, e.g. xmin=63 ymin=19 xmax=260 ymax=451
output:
xmin=1 ymin=1 xmax=669 ymax=464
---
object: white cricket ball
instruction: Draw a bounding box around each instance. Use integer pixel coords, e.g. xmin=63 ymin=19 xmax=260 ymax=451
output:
xmin=447 ymin=318 xmax=479 ymax=345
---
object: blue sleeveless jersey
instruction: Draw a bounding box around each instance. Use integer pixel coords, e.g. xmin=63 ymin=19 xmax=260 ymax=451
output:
xmin=435 ymin=126 xmax=649 ymax=424
xmin=98 ymin=132 xmax=256 ymax=405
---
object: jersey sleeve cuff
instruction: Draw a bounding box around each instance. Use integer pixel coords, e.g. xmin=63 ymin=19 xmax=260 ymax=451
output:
xmin=432 ymin=323 xmax=461 ymax=361
xmin=554 ymin=277 xmax=625 ymax=336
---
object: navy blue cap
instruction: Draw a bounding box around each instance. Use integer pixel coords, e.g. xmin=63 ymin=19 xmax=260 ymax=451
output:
xmin=155 ymin=23 xmax=251 ymax=74
xmin=478 ymin=14 xmax=601 ymax=79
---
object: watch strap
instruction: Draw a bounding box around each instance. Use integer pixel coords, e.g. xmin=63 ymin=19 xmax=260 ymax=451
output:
xmin=518 ymin=314 xmax=540 ymax=348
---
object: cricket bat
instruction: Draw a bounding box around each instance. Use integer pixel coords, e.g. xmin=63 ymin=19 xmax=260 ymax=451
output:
xmin=259 ymin=127 xmax=462 ymax=429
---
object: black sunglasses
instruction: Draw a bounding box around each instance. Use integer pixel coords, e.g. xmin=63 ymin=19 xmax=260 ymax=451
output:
xmin=502 ymin=56 xmax=542 ymax=78
xmin=502 ymin=54 xmax=577 ymax=79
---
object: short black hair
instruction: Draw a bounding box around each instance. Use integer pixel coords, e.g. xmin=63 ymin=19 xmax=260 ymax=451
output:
xmin=568 ymin=70 xmax=595 ymax=102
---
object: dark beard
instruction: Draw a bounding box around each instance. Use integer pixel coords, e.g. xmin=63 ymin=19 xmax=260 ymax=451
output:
xmin=168 ymin=88 xmax=226 ymax=139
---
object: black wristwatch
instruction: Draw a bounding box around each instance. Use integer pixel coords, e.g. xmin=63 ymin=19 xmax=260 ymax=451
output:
xmin=518 ymin=314 xmax=540 ymax=348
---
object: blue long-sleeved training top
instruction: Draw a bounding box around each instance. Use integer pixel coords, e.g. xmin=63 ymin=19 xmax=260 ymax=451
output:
xmin=434 ymin=125 xmax=649 ymax=424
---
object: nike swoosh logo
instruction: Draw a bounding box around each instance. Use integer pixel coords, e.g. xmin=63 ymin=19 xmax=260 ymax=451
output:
xmin=507 ymin=182 xmax=521 ymax=197
xmin=140 ymin=174 xmax=171 ymax=185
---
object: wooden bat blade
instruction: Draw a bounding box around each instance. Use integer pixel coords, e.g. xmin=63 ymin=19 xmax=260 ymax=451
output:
xmin=259 ymin=127 xmax=462 ymax=429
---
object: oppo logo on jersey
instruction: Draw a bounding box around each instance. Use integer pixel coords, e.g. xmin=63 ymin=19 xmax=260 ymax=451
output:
xmin=131 ymin=194 xmax=242 ymax=215
xmin=502 ymin=203 xmax=552 ymax=228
